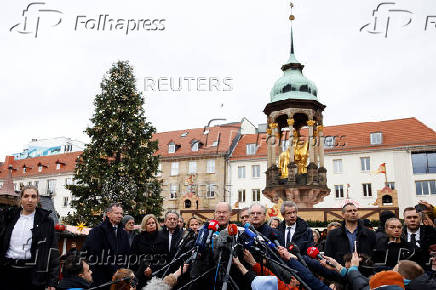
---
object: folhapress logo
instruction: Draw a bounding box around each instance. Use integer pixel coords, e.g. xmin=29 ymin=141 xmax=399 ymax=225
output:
xmin=10 ymin=2 xmax=166 ymax=38
xmin=10 ymin=2 xmax=63 ymax=38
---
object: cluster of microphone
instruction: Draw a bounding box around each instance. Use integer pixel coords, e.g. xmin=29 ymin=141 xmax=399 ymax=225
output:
xmin=163 ymin=220 xmax=330 ymax=290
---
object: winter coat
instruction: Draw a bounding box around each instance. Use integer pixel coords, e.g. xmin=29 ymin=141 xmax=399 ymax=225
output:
xmin=82 ymin=218 xmax=130 ymax=288
xmin=255 ymin=222 xmax=284 ymax=246
xmin=130 ymin=230 xmax=165 ymax=288
xmin=324 ymin=220 xmax=376 ymax=265
xmin=277 ymin=217 xmax=314 ymax=254
xmin=346 ymin=268 xmax=370 ymax=290
xmin=0 ymin=207 xmax=60 ymax=288
xmin=58 ymin=276 xmax=91 ymax=289
xmin=285 ymin=257 xmax=331 ymax=289
xmin=406 ymin=273 xmax=436 ymax=290
xmin=156 ymin=226 xmax=182 ymax=263
xmin=401 ymin=225 xmax=436 ymax=270
xmin=374 ymin=236 xmax=415 ymax=268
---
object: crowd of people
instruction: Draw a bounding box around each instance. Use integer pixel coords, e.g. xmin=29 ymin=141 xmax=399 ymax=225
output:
xmin=1 ymin=185 xmax=436 ymax=290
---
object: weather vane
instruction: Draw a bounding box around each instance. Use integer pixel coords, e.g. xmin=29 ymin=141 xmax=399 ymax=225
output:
xmin=289 ymin=2 xmax=295 ymax=21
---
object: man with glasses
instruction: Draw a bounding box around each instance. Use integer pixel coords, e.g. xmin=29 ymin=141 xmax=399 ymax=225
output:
xmin=239 ymin=207 xmax=250 ymax=226
xmin=249 ymin=203 xmax=283 ymax=244
xmin=325 ymin=202 xmax=376 ymax=265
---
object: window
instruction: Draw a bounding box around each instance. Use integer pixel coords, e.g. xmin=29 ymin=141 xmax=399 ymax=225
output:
xmin=34 ymin=181 xmax=39 ymax=188
xmin=47 ymin=179 xmax=56 ymax=195
xmin=23 ymin=167 xmax=27 ymax=173
xmin=360 ymin=157 xmax=370 ymax=171
xmin=13 ymin=183 xmax=19 ymax=191
xmin=415 ymin=180 xmax=436 ymax=195
xmin=238 ymin=189 xmax=246 ymax=202
xmin=370 ymin=132 xmax=383 ymax=145
xmin=38 ymin=165 xmax=42 ymax=172
xmin=362 ymin=183 xmax=372 ymax=197
xmin=191 ymin=141 xmax=199 ymax=152
xmin=170 ymin=184 xmax=178 ymax=199
xmin=238 ymin=166 xmax=246 ymax=179
xmin=252 ymin=165 xmax=260 ymax=178
xmin=56 ymin=163 xmax=61 ymax=170
xmin=188 ymin=161 xmax=197 ymax=174
xmin=382 ymin=195 xmax=393 ymax=205
xmin=168 ymin=142 xmax=175 ymax=153
xmin=207 ymin=160 xmax=215 ymax=173
xmin=170 ymin=162 xmax=179 ymax=176
xmin=246 ymin=144 xmax=256 ymax=155
xmin=335 ymin=185 xmax=344 ymax=198
xmin=156 ymin=163 xmax=162 ymax=177
xmin=65 ymin=178 xmax=73 ymax=186
xmin=386 ymin=182 xmax=395 ymax=190
xmin=63 ymin=196 xmax=69 ymax=207
xmin=27 ymin=181 xmax=32 ymax=185
xmin=206 ymin=184 xmax=216 ymax=198
xmin=333 ymin=159 xmax=343 ymax=174
xmin=252 ymin=189 xmax=261 ymax=201
xmin=324 ymin=136 xmax=336 ymax=149
xmin=412 ymin=152 xmax=436 ymax=174
xmin=0 ymin=181 xmax=3 ymax=189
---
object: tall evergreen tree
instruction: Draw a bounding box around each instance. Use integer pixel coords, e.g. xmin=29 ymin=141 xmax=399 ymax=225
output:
xmin=64 ymin=61 xmax=162 ymax=226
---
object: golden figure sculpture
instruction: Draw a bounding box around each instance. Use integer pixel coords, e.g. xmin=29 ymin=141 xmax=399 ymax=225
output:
xmin=278 ymin=130 xmax=309 ymax=178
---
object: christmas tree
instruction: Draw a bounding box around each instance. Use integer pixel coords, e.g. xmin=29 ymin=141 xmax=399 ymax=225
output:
xmin=64 ymin=61 xmax=162 ymax=226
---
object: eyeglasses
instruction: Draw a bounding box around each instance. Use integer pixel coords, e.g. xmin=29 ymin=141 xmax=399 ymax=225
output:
xmin=250 ymin=212 xmax=264 ymax=216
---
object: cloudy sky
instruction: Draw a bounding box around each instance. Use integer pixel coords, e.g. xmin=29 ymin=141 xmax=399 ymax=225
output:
xmin=1 ymin=0 xmax=435 ymax=160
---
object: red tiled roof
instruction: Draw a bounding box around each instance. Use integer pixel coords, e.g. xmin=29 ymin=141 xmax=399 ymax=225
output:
xmin=229 ymin=133 xmax=268 ymax=161
xmin=152 ymin=123 xmax=241 ymax=158
xmin=0 ymin=151 xmax=81 ymax=179
xmin=230 ymin=117 xmax=436 ymax=159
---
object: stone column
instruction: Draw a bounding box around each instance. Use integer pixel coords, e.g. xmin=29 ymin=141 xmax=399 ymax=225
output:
xmin=287 ymin=118 xmax=295 ymax=162
xmin=270 ymin=123 xmax=279 ymax=166
xmin=307 ymin=120 xmax=316 ymax=163
xmin=266 ymin=128 xmax=273 ymax=168
xmin=318 ymin=125 xmax=325 ymax=168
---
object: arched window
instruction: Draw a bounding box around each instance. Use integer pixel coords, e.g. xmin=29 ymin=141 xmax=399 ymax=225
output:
xmin=184 ymin=199 xmax=192 ymax=208
xmin=382 ymin=195 xmax=393 ymax=205
xmin=300 ymin=85 xmax=309 ymax=92
xmin=282 ymin=84 xmax=293 ymax=93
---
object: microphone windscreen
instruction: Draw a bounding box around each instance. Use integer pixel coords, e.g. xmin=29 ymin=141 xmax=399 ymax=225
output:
xmin=208 ymin=220 xmax=220 ymax=231
xmin=306 ymin=246 xmax=319 ymax=258
xmin=227 ymin=224 xmax=238 ymax=236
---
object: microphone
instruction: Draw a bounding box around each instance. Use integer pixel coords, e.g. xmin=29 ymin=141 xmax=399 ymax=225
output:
xmin=307 ymin=246 xmax=333 ymax=266
xmin=179 ymin=229 xmax=195 ymax=246
xmin=288 ymin=243 xmax=307 ymax=267
xmin=227 ymin=224 xmax=238 ymax=237
xmin=206 ymin=219 xmax=219 ymax=246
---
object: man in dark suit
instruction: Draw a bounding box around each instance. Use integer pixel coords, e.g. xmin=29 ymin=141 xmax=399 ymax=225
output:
xmin=83 ymin=203 xmax=130 ymax=289
xmin=157 ymin=210 xmax=182 ymax=263
xmin=402 ymin=207 xmax=436 ymax=269
xmin=325 ymin=202 xmax=376 ymax=265
xmin=277 ymin=201 xmax=313 ymax=254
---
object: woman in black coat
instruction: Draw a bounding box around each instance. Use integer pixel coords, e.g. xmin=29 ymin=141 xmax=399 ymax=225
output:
xmin=130 ymin=214 xmax=164 ymax=288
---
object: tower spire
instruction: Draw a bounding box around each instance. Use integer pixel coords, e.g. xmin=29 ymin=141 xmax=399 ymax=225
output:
xmin=282 ymin=2 xmax=304 ymax=71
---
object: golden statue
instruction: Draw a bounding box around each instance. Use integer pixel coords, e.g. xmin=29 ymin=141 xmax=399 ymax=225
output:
xmin=278 ymin=130 xmax=309 ymax=178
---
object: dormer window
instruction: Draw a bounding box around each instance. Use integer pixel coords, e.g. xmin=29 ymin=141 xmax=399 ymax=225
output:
xmin=191 ymin=141 xmax=199 ymax=152
xmin=370 ymin=132 xmax=383 ymax=145
xmin=246 ymin=144 xmax=256 ymax=155
xmin=56 ymin=163 xmax=61 ymax=170
xmin=324 ymin=136 xmax=336 ymax=149
xmin=168 ymin=142 xmax=175 ymax=153
xmin=23 ymin=167 xmax=27 ymax=173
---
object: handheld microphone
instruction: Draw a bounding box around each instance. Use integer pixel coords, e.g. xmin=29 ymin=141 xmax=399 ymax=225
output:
xmin=227 ymin=224 xmax=238 ymax=237
xmin=206 ymin=219 xmax=219 ymax=246
xmin=306 ymin=246 xmax=333 ymax=266
xmin=288 ymin=243 xmax=308 ymax=267
xmin=179 ymin=229 xmax=194 ymax=246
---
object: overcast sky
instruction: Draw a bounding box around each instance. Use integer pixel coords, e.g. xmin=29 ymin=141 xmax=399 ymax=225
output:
xmin=1 ymin=0 xmax=436 ymax=160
